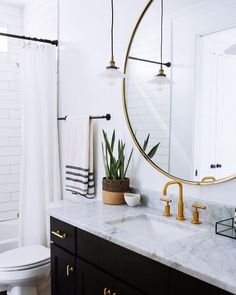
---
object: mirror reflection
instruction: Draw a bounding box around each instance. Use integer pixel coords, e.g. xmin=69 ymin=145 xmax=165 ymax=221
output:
xmin=124 ymin=0 xmax=236 ymax=183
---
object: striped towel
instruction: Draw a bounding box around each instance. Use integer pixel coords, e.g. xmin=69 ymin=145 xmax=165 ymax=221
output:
xmin=234 ymin=209 xmax=236 ymax=229
xmin=65 ymin=116 xmax=95 ymax=198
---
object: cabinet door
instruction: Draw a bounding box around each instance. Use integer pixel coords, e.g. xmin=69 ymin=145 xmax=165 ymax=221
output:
xmin=51 ymin=244 xmax=76 ymax=295
xmin=77 ymin=258 xmax=115 ymax=295
xmin=115 ymin=281 xmax=146 ymax=295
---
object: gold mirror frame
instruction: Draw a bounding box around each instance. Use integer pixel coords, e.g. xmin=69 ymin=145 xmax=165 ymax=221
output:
xmin=122 ymin=0 xmax=236 ymax=186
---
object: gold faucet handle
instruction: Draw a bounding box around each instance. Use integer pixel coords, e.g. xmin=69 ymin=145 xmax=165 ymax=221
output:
xmin=192 ymin=203 xmax=206 ymax=210
xmin=191 ymin=203 xmax=206 ymax=224
xmin=160 ymin=197 xmax=172 ymax=217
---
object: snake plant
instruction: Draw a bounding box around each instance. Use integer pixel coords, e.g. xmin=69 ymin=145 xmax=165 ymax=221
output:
xmin=102 ymin=130 xmax=133 ymax=180
xmin=143 ymin=133 xmax=160 ymax=159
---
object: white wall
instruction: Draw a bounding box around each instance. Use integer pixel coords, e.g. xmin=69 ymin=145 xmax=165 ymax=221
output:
xmin=0 ymin=3 xmax=22 ymax=221
xmin=59 ymin=0 xmax=236 ymax=207
xmin=23 ymin=0 xmax=58 ymax=39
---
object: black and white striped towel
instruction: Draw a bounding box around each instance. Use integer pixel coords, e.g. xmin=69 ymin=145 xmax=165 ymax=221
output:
xmin=65 ymin=116 xmax=95 ymax=198
xmin=234 ymin=209 xmax=236 ymax=229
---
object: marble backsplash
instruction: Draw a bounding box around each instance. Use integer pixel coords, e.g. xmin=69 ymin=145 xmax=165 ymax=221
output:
xmin=131 ymin=186 xmax=235 ymax=226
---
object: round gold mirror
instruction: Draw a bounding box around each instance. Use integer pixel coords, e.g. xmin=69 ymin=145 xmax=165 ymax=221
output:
xmin=123 ymin=0 xmax=236 ymax=185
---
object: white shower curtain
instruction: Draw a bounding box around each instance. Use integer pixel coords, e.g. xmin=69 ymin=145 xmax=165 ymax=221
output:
xmin=19 ymin=43 xmax=61 ymax=247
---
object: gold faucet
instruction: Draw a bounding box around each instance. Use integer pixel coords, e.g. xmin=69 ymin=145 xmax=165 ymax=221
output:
xmin=162 ymin=181 xmax=185 ymax=221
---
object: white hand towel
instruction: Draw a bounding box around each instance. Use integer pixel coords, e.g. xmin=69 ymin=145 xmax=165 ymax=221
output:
xmin=65 ymin=116 xmax=95 ymax=198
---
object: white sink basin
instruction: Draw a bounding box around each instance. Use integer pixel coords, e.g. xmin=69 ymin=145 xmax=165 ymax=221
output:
xmin=106 ymin=214 xmax=200 ymax=244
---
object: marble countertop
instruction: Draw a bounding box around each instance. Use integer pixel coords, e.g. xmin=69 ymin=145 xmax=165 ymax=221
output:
xmin=48 ymin=200 xmax=236 ymax=294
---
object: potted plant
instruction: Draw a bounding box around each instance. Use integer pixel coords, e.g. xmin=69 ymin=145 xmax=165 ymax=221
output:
xmin=102 ymin=130 xmax=133 ymax=205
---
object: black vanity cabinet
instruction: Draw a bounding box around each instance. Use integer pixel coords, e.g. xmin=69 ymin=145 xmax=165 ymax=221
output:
xmin=77 ymin=258 xmax=145 ymax=295
xmin=170 ymin=269 xmax=231 ymax=295
xmin=115 ymin=281 xmax=145 ymax=295
xmin=50 ymin=217 xmax=233 ymax=295
xmin=76 ymin=227 xmax=167 ymax=295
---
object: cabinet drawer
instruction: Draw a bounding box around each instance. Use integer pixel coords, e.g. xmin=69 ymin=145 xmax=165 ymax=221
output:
xmin=50 ymin=217 xmax=76 ymax=254
xmin=77 ymin=228 xmax=169 ymax=295
xmin=77 ymin=258 xmax=146 ymax=295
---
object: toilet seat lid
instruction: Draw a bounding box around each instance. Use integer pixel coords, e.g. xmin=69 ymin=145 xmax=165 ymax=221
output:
xmin=0 ymin=245 xmax=50 ymax=270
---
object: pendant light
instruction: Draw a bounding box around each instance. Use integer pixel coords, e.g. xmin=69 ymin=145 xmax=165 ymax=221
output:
xmin=148 ymin=0 xmax=173 ymax=91
xmin=100 ymin=0 xmax=125 ymax=86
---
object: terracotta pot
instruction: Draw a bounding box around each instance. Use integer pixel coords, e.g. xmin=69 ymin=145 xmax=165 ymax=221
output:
xmin=102 ymin=178 xmax=129 ymax=205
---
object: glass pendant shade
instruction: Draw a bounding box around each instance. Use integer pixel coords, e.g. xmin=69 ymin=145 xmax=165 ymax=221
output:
xmin=148 ymin=68 xmax=173 ymax=91
xmin=100 ymin=61 xmax=126 ymax=86
xmin=224 ymin=43 xmax=236 ymax=55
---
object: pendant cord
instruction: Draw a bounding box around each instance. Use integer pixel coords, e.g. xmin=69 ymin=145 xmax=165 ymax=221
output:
xmin=160 ymin=0 xmax=163 ymax=70
xmin=111 ymin=0 xmax=114 ymax=62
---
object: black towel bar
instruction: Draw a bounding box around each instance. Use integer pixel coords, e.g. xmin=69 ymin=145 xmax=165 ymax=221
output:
xmin=57 ymin=114 xmax=111 ymax=121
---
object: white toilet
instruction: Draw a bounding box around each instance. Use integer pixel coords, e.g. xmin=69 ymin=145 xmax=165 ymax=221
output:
xmin=0 ymin=245 xmax=51 ymax=295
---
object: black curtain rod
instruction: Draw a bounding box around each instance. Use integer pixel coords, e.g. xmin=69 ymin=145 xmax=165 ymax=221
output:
xmin=0 ymin=32 xmax=58 ymax=46
xmin=128 ymin=56 xmax=171 ymax=67
xmin=58 ymin=114 xmax=111 ymax=121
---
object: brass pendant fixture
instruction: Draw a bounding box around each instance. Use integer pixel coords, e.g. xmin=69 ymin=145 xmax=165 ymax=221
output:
xmin=100 ymin=0 xmax=125 ymax=86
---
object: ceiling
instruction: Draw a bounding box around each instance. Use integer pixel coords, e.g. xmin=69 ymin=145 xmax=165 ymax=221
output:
xmin=0 ymin=0 xmax=32 ymax=7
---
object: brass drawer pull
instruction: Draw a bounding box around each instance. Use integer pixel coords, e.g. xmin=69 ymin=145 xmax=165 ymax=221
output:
xmin=66 ymin=265 xmax=74 ymax=276
xmin=104 ymin=288 xmax=116 ymax=295
xmin=104 ymin=288 xmax=111 ymax=295
xmin=51 ymin=230 xmax=66 ymax=239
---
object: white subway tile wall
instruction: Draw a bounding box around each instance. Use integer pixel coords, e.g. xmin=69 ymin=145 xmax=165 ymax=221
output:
xmin=0 ymin=26 xmax=8 ymax=52
xmin=0 ymin=4 xmax=23 ymax=221
xmin=125 ymin=20 xmax=172 ymax=172
xmin=126 ymin=65 xmax=171 ymax=171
